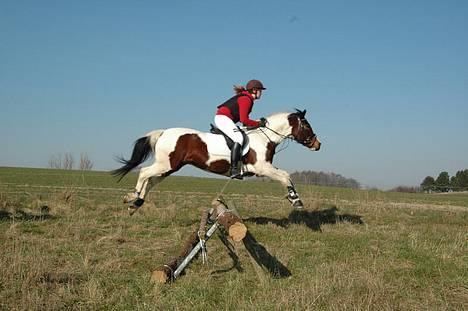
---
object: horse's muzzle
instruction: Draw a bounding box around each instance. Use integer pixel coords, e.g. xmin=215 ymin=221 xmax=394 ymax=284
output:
xmin=308 ymin=137 xmax=321 ymax=151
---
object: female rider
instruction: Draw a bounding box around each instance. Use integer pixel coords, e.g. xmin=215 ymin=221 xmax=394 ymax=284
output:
xmin=214 ymin=79 xmax=267 ymax=179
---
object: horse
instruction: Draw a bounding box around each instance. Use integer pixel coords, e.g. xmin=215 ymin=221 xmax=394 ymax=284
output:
xmin=112 ymin=109 xmax=321 ymax=215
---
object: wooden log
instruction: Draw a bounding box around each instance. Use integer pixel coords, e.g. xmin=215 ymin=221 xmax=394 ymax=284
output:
xmin=151 ymin=230 xmax=199 ymax=283
xmin=212 ymin=199 xmax=247 ymax=242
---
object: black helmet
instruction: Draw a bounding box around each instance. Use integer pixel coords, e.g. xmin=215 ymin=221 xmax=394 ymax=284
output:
xmin=246 ymin=79 xmax=266 ymax=91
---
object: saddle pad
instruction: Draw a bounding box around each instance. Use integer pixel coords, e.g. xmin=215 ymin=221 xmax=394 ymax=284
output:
xmin=199 ymin=133 xmax=250 ymax=158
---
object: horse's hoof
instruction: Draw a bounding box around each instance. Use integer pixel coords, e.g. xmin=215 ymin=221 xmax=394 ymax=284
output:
xmin=127 ymin=198 xmax=145 ymax=216
xmin=128 ymin=206 xmax=139 ymax=216
xmin=292 ymin=200 xmax=304 ymax=209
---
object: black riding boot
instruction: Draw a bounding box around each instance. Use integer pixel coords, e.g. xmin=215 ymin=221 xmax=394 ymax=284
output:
xmin=230 ymin=143 xmax=243 ymax=179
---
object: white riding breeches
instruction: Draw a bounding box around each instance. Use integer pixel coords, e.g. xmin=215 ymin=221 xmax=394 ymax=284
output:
xmin=214 ymin=115 xmax=243 ymax=145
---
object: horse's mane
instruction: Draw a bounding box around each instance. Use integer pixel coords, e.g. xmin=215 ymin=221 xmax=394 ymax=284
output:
xmin=267 ymin=109 xmax=305 ymax=119
xmin=242 ymin=109 xmax=306 ymax=133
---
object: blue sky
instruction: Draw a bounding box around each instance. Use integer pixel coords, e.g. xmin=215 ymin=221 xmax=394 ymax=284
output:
xmin=1 ymin=1 xmax=467 ymax=189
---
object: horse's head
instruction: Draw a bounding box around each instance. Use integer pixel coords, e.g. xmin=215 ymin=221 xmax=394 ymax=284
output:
xmin=288 ymin=109 xmax=321 ymax=151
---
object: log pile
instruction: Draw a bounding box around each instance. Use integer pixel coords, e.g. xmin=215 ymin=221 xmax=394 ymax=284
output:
xmin=151 ymin=198 xmax=247 ymax=283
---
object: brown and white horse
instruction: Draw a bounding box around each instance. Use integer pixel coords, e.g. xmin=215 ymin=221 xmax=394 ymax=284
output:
xmin=112 ymin=109 xmax=321 ymax=214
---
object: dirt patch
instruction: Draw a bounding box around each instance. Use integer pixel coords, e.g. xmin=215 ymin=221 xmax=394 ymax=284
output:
xmin=38 ymin=272 xmax=84 ymax=285
xmin=0 ymin=207 xmax=54 ymax=221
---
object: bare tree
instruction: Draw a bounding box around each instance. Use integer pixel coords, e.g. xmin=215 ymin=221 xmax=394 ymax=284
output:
xmin=63 ymin=153 xmax=74 ymax=170
xmin=79 ymin=153 xmax=94 ymax=170
xmin=48 ymin=153 xmax=62 ymax=169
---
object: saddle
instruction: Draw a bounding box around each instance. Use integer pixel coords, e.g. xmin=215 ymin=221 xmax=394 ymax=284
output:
xmin=210 ymin=124 xmax=249 ymax=151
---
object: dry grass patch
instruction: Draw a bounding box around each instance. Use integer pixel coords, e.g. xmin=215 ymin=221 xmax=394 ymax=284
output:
xmin=1 ymin=169 xmax=467 ymax=310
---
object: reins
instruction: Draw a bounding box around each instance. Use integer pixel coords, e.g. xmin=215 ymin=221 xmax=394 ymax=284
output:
xmin=262 ymin=125 xmax=293 ymax=141
xmin=258 ymin=126 xmax=293 ymax=154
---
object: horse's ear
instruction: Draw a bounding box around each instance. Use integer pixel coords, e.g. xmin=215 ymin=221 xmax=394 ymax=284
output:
xmin=294 ymin=108 xmax=306 ymax=119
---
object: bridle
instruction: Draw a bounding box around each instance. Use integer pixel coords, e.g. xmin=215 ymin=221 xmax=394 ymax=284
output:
xmin=254 ymin=116 xmax=317 ymax=150
xmin=297 ymin=118 xmax=318 ymax=148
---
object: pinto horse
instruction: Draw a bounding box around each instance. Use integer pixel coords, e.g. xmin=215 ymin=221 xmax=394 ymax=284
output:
xmin=112 ymin=109 xmax=321 ymax=214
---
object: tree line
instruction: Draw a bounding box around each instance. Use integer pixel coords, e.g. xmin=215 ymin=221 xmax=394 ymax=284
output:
xmin=48 ymin=153 xmax=94 ymax=170
xmin=290 ymin=170 xmax=360 ymax=189
xmin=420 ymin=169 xmax=468 ymax=192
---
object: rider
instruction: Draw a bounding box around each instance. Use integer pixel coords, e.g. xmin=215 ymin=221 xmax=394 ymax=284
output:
xmin=214 ymin=79 xmax=268 ymax=179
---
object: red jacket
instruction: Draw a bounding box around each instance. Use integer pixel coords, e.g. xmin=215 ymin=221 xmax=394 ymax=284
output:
xmin=216 ymin=91 xmax=259 ymax=127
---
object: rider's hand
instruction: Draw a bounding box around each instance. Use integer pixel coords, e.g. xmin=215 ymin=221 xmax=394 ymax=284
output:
xmin=258 ymin=117 xmax=268 ymax=127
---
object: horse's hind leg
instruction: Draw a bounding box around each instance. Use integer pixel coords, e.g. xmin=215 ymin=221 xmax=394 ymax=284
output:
xmin=124 ymin=175 xmax=164 ymax=206
xmin=124 ymin=162 xmax=171 ymax=215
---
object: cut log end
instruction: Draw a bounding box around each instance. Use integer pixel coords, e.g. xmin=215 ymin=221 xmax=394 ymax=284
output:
xmin=228 ymin=222 xmax=247 ymax=242
xmin=151 ymin=269 xmax=170 ymax=284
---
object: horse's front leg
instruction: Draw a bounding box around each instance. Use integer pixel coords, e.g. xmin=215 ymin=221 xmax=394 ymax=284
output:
xmin=285 ymin=180 xmax=303 ymax=209
xmin=255 ymin=164 xmax=304 ymax=209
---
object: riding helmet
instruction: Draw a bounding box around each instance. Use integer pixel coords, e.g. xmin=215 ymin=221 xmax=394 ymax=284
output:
xmin=246 ymin=79 xmax=266 ymax=91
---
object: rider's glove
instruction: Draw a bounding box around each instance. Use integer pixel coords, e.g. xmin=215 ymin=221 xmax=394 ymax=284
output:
xmin=258 ymin=117 xmax=268 ymax=127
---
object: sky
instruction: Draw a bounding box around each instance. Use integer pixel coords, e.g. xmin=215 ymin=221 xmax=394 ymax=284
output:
xmin=1 ymin=1 xmax=467 ymax=189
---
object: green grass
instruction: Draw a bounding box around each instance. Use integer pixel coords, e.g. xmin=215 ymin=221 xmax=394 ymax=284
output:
xmin=0 ymin=166 xmax=467 ymax=310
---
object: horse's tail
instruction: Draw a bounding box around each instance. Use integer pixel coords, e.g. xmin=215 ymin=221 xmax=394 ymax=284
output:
xmin=111 ymin=130 xmax=165 ymax=181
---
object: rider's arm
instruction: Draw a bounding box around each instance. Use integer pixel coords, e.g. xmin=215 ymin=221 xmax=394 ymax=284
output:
xmin=238 ymin=97 xmax=260 ymax=127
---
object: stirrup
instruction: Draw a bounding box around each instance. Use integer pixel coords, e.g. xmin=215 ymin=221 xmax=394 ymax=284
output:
xmin=230 ymin=172 xmax=244 ymax=180
xmin=230 ymin=167 xmax=243 ymax=180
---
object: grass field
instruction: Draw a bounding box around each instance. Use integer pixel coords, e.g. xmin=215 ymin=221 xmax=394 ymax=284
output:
xmin=0 ymin=167 xmax=467 ymax=310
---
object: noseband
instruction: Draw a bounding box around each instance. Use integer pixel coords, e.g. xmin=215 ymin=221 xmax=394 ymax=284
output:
xmin=301 ymin=134 xmax=317 ymax=148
